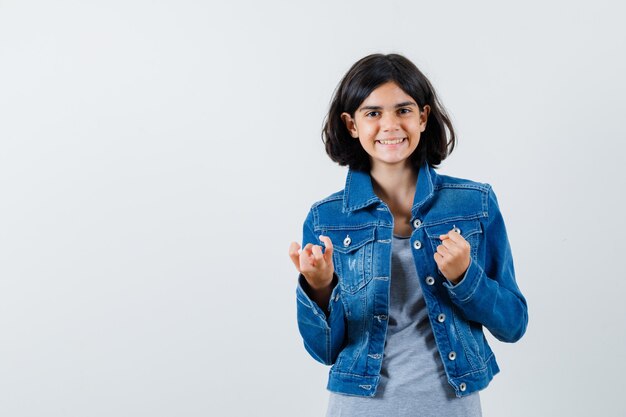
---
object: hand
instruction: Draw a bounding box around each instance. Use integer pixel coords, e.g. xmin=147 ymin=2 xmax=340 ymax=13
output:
xmin=433 ymin=229 xmax=471 ymax=285
xmin=288 ymin=235 xmax=335 ymax=290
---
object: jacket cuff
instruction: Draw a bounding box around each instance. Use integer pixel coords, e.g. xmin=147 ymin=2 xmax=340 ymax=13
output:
xmin=296 ymin=273 xmax=341 ymax=322
xmin=443 ymin=257 xmax=485 ymax=303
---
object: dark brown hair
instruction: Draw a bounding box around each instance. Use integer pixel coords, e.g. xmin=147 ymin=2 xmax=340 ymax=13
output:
xmin=322 ymin=53 xmax=456 ymax=171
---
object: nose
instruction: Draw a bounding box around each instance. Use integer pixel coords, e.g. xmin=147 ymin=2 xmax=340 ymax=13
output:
xmin=380 ymin=112 xmax=400 ymax=132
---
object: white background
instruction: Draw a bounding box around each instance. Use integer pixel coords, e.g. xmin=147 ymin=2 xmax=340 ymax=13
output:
xmin=1 ymin=1 xmax=625 ymax=416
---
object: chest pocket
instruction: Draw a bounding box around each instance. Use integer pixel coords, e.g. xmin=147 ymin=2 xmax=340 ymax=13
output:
xmin=424 ymin=218 xmax=483 ymax=260
xmin=324 ymin=227 xmax=375 ymax=294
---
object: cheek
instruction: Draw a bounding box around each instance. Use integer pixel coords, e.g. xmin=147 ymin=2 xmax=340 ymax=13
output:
xmin=357 ymin=137 xmax=373 ymax=152
xmin=405 ymin=120 xmax=424 ymax=134
xmin=355 ymin=119 xmax=378 ymax=135
xmin=356 ymin=125 xmax=378 ymax=142
xmin=406 ymin=130 xmax=422 ymax=149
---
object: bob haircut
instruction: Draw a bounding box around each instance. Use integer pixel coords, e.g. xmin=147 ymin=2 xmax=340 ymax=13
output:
xmin=323 ymin=53 xmax=456 ymax=171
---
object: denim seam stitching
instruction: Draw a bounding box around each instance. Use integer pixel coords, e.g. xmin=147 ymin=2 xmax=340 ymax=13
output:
xmin=456 ymin=267 xmax=482 ymax=303
xmin=344 ymin=198 xmax=381 ymax=213
xmin=329 ymin=370 xmax=379 ymax=379
xmin=434 ymin=183 xmax=490 ymax=192
xmin=449 ymin=352 xmax=496 ymax=379
xmin=311 ymin=193 xmax=343 ymax=209
xmin=423 ymin=215 xmax=486 ymax=229
xmin=452 ymin=308 xmax=478 ymax=369
xmin=483 ymin=184 xmax=492 ymax=214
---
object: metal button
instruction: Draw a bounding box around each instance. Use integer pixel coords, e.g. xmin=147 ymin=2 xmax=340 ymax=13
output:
xmin=459 ymin=382 xmax=467 ymax=392
xmin=452 ymin=226 xmax=461 ymax=234
xmin=425 ymin=276 xmax=435 ymax=286
xmin=448 ymin=351 xmax=457 ymax=361
xmin=413 ymin=240 xmax=422 ymax=250
xmin=412 ymin=218 xmax=422 ymax=228
xmin=343 ymin=235 xmax=351 ymax=247
xmin=437 ymin=313 xmax=446 ymax=323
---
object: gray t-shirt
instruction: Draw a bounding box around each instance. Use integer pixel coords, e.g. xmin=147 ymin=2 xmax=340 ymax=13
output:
xmin=325 ymin=235 xmax=482 ymax=417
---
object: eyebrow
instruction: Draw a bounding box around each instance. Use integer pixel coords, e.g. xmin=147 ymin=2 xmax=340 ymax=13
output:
xmin=358 ymin=101 xmax=417 ymax=112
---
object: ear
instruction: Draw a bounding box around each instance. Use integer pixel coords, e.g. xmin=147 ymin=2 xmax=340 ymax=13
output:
xmin=341 ymin=112 xmax=359 ymax=138
xmin=419 ymin=105 xmax=431 ymax=132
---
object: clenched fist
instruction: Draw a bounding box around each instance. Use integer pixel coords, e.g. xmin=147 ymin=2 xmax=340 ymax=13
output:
xmin=434 ymin=229 xmax=471 ymax=285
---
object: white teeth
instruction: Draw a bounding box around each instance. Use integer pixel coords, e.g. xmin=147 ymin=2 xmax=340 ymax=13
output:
xmin=378 ymin=138 xmax=405 ymax=145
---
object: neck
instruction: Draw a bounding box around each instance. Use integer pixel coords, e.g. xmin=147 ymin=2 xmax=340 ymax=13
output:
xmin=370 ymin=162 xmax=417 ymax=212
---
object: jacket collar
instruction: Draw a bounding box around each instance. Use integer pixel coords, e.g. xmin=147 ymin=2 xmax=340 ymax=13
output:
xmin=342 ymin=161 xmax=436 ymax=214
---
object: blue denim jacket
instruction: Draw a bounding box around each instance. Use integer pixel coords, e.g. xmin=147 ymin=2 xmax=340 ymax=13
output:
xmin=295 ymin=161 xmax=528 ymax=398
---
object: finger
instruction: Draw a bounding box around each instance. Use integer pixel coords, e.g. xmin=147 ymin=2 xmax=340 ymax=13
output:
xmin=439 ymin=238 xmax=456 ymax=251
xmin=441 ymin=240 xmax=461 ymax=257
xmin=288 ymin=242 xmax=302 ymax=271
xmin=446 ymin=229 xmax=466 ymax=243
xmin=301 ymin=243 xmax=314 ymax=256
xmin=296 ymin=246 xmax=315 ymax=272
xmin=311 ymin=244 xmax=325 ymax=263
xmin=319 ymin=235 xmax=334 ymax=262
xmin=297 ymin=243 xmax=315 ymax=268
xmin=444 ymin=232 xmax=470 ymax=252
xmin=289 ymin=241 xmax=301 ymax=254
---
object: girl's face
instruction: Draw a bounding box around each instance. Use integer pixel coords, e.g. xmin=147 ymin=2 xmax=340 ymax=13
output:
xmin=341 ymin=81 xmax=429 ymax=171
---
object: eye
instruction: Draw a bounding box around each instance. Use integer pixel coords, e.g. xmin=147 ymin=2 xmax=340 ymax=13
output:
xmin=398 ymin=108 xmax=412 ymax=114
xmin=365 ymin=111 xmax=380 ymax=118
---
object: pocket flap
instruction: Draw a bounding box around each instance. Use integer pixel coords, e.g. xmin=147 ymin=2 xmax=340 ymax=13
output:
xmin=324 ymin=227 xmax=376 ymax=254
xmin=424 ymin=219 xmax=482 ymax=240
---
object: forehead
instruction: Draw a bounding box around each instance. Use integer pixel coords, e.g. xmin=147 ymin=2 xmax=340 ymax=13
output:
xmin=359 ymin=81 xmax=415 ymax=106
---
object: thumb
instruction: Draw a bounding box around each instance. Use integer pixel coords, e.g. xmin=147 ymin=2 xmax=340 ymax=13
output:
xmin=319 ymin=235 xmax=334 ymax=264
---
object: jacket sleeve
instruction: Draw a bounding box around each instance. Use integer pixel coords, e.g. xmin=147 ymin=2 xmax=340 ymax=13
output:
xmin=295 ymin=207 xmax=346 ymax=365
xmin=443 ymin=185 xmax=529 ymax=343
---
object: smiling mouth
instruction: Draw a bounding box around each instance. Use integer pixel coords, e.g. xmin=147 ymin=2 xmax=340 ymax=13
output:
xmin=377 ymin=138 xmax=406 ymax=145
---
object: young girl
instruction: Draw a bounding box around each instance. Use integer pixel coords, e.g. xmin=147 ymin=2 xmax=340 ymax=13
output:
xmin=288 ymin=53 xmax=528 ymax=417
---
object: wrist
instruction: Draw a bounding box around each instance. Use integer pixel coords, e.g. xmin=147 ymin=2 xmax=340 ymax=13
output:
xmin=304 ymin=272 xmax=335 ymax=291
